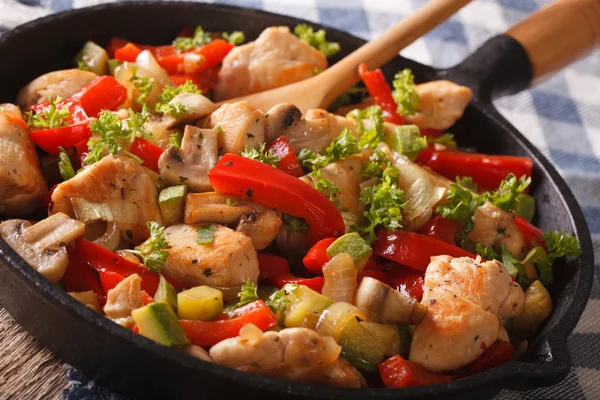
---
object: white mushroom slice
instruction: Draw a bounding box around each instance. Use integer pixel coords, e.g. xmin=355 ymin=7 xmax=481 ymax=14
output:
xmin=0 ymin=104 xmax=48 ymax=216
xmin=50 ymin=155 xmax=162 ymax=245
xmin=405 ymin=80 xmax=473 ymax=131
xmin=204 ymin=102 xmax=264 ymax=154
xmin=16 ymin=69 xmax=98 ymax=108
xmin=160 ymin=223 xmax=259 ymax=301
xmin=355 ymin=277 xmax=427 ymax=325
xmin=162 ymin=93 xmax=217 ymax=129
xmin=185 ymin=192 xmax=282 ymax=250
xmin=103 ymin=274 xmax=143 ymax=319
xmin=0 ymin=212 xmax=85 ymax=282
xmin=158 ymin=125 xmax=218 ymax=192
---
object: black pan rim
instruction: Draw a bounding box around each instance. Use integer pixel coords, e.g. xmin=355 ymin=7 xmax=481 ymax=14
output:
xmin=0 ymin=1 xmax=594 ymax=398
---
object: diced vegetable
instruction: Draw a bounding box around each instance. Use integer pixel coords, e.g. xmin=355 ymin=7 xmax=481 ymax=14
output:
xmin=30 ymin=123 xmax=93 ymax=156
xmin=303 ymin=237 xmax=336 ymax=274
xmin=270 ymin=274 xmax=324 ymax=293
xmin=74 ymin=41 xmax=109 ymax=75
xmin=358 ymin=64 xmax=405 ymax=125
xmin=515 ymin=215 xmax=544 ymax=248
xmin=389 ymin=265 xmax=425 ymax=301
xmin=62 ymin=245 xmax=105 ymax=304
xmin=360 ymin=321 xmax=400 ymax=357
xmin=154 ymin=275 xmax=178 ymax=313
xmin=321 ymin=253 xmax=357 ymax=303
xmin=386 ymin=125 xmax=427 ymax=161
xmin=266 ymin=136 xmax=303 ymax=177
xmin=159 ymin=185 xmax=188 ymax=226
xmin=114 ymin=42 xmax=144 ymax=62
xmin=315 ymin=302 xmax=365 ymax=341
xmin=419 ymin=215 xmax=459 ymax=245
xmin=106 ymin=59 xmax=123 ymax=75
xmin=283 ymin=284 xmax=334 ymax=328
xmin=339 ymin=318 xmax=387 ymax=371
xmin=128 ymin=137 xmax=164 ymax=173
xmin=132 ymin=302 xmax=190 ymax=347
xmin=508 ymin=280 xmax=552 ymax=340
xmin=379 ymin=355 xmax=451 ymax=388
xmin=177 ymin=286 xmax=223 ymax=321
xmin=71 ymin=76 xmax=128 ymax=118
xmin=99 ymin=269 xmax=125 ymax=293
xmin=326 ymin=233 xmax=373 ymax=272
xmin=257 ymin=254 xmax=290 ymax=283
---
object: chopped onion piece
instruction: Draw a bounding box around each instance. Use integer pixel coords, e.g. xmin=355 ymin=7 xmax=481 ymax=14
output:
xmin=91 ymin=221 xmax=120 ymax=251
xmin=315 ymin=302 xmax=366 ymax=341
xmin=322 ymin=253 xmax=357 ymax=303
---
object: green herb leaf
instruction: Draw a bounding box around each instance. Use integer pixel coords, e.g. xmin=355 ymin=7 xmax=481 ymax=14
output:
xmin=169 ymin=130 xmax=183 ymax=148
xmin=387 ymin=125 xmax=428 ymax=161
xmin=347 ymin=105 xmax=385 ymax=149
xmin=265 ymin=287 xmax=290 ymax=322
xmin=26 ymin=97 xmax=71 ymax=129
xmin=196 ymin=224 xmax=217 ymax=244
xmin=222 ymin=31 xmax=245 ymax=45
xmin=156 ymin=102 xmax=187 ymax=117
xmin=542 ymin=230 xmax=582 ymax=258
xmin=126 ymin=109 xmax=153 ymax=142
xmin=489 ymin=174 xmax=531 ymax=212
xmin=58 ymin=147 xmax=76 ymax=181
xmin=282 ymin=213 xmax=309 ymax=232
xmin=126 ymin=221 xmax=171 ymax=273
xmin=294 ymin=24 xmax=340 ymax=57
xmin=361 ymin=151 xmax=390 ymax=179
xmin=77 ymin=60 xmax=91 ymax=71
xmin=436 ymin=178 xmax=488 ymax=233
xmin=157 ymin=81 xmax=202 ymax=105
xmin=456 ymin=176 xmax=478 ymax=192
xmin=359 ymin=166 xmax=406 ymax=243
xmin=130 ymin=67 xmax=154 ymax=114
xmin=236 ymin=279 xmax=259 ymax=308
xmin=474 ymin=243 xmax=500 ymax=260
xmin=392 ymin=69 xmax=419 ymax=116
xmin=428 ymin=133 xmax=457 ymax=149
xmin=172 ymin=26 xmax=213 ymax=52
xmin=500 ymin=245 xmax=530 ymax=288
xmin=311 ymin=169 xmax=340 ymax=205
xmin=225 ymin=198 xmax=238 ymax=206
xmin=241 ymin=143 xmax=280 ymax=167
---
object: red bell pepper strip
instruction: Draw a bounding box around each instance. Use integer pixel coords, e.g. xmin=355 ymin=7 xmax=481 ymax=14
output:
xmin=191 ymin=39 xmax=234 ymax=70
xmin=302 ymin=237 xmax=336 ymax=275
xmin=363 ymin=255 xmax=383 ymax=271
xmin=373 ymin=230 xmax=476 ymax=272
xmin=266 ymin=136 xmax=303 ymax=177
xmin=99 ymin=269 xmax=125 ymax=293
xmin=463 ymin=342 xmax=514 ymax=376
xmin=114 ymin=42 xmax=144 ymax=62
xmin=75 ymin=238 xmax=161 ymax=296
xmin=62 ymin=245 xmax=106 ymax=305
xmin=128 ymin=137 xmax=164 ymax=173
xmin=358 ymin=270 xmax=392 ymax=287
xmin=389 ymin=265 xmax=425 ymax=301
xmin=71 ymin=76 xmax=128 ymax=118
xmin=417 ymin=150 xmax=533 ymax=190
xmin=30 ymin=123 xmax=93 ymax=155
xmin=358 ymin=63 xmax=405 ymax=125
xmin=257 ymin=254 xmax=290 ymax=283
xmin=180 ymin=300 xmax=277 ymax=347
xmin=269 ymin=274 xmax=325 ymax=293
xmin=420 ymin=128 xmax=444 ymax=139
xmin=515 ymin=215 xmax=544 ymax=248
xmin=106 ymin=37 xmax=129 ymax=58
xmin=379 ymin=355 xmax=452 ymax=388
xmin=419 ymin=215 xmax=460 ymax=245
xmin=208 ymin=154 xmax=345 ymax=244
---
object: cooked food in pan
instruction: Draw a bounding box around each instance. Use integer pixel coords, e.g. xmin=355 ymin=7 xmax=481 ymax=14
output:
xmin=0 ymin=24 xmax=581 ymax=389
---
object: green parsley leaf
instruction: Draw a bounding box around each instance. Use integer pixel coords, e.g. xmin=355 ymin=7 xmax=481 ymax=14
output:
xmin=500 ymin=245 xmax=530 ymax=288
xmin=392 ymin=69 xmax=419 ymax=116
xmin=58 ymin=147 xmax=76 ymax=181
xmin=359 ymin=166 xmax=406 ymax=243
xmin=172 ymin=26 xmax=213 ymax=52
xmin=265 ymin=287 xmax=290 ymax=322
xmin=241 ymin=143 xmax=280 ymax=167
xmin=311 ymin=169 xmax=340 ymax=205
xmin=126 ymin=109 xmax=153 ymax=142
xmin=542 ymin=230 xmax=582 ymax=259
xmin=387 ymin=125 xmax=428 ymax=161
xmin=282 ymin=213 xmax=309 ymax=232
xmin=157 ymin=81 xmax=202 ymax=105
xmin=436 ymin=178 xmax=488 ymax=233
xmin=361 ymin=151 xmax=390 ymax=179
xmin=236 ymin=279 xmax=259 ymax=308
xmin=126 ymin=221 xmax=171 ymax=273
xmin=130 ymin=67 xmax=154 ymax=113
xmin=489 ymin=174 xmax=531 ymax=212
xmin=294 ymin=24 xmax=340 ymax=57
xmin=26 ymin=97 xmax=71 ymax=129
xmin=77 ymin=60 xmax=91 ymax=71
xmin=456 ymin=176 xmax=478 ymax=192
xmin=169 ymin=130 xmax=183 ymax=148
xmin=222 ymin=31 xmax=245 ymax=45
xmin=474 ymin=243 xmax=500 ymax=260
xmin=156 ymin=102 xmax=187 ymax=117
xmin=297 ymin=129 xmax=361 ymax=171
xmin=196 ymin=224 xmax=217 ymax=244
xmin=85 ymin=111 xmax=129 ymax=164
xmin=328 ymin=86 xmax=369 ymax=112
xmin=347 ymin=105 xmax=385 ymax=149
xmin=428 ymin=133 xmax=457 ymax=149
xmin=225 ymin=198 xmax=238 ymax=206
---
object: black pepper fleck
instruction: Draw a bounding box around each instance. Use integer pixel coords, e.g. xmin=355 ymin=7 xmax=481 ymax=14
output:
xmin=203 ymin=268 xmax=213 ymax=277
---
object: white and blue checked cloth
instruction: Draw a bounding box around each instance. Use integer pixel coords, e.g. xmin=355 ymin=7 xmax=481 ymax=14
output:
xmin=1 ymin=0 xmax=599 ymax=399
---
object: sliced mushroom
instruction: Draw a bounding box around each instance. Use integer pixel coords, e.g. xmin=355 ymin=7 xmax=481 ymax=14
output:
xmin=17 ymin=69 xmax=98 ymax=108
xmin=0 ymin=212 xmax=85 ymax=282
xmin=264 ymin=104 xmax=331 ymax=153
xmin=158 ymin=125 xmax=219 ymax=192
xmin=162 ymin=93 xmax=217 ymax=129
xmin=185 ymin=192 xmax=282 ymax=250
xmin=204 ymin=102 xmax=265 ymax=154
xmin=355 ymin=277 xmax=427 ymax=325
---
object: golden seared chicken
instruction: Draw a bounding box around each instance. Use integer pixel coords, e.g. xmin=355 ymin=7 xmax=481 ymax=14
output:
xmin=103 ymin=274 xmax=143 ymax=320
xmin=49 ymin=155 xmax=162 ymax=244
xmin=16 ymin=69 xmax=98 ymax=108
xmin=159 ymin=223 xmax=259 ymax=301
xmin=468 ymin=202 xmax=526 ymax=258
xmin=214 ymin=27 xmax=327 ymax=101
xmin=204 ymin=102 xmax=265 ymax=154
xmin=405 ymin=80 xmax=473 ymax=131
xmin=0 ymin=104 xmax=48 ymax=216
xmin=409 ymin=256 xmax=524 ymax=372
xmin=209 ymin=324 xmax=366 ymax=388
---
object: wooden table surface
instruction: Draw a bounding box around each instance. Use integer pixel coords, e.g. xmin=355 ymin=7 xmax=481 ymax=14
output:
xmin=0 ymin=307 xmax=66 ymax=399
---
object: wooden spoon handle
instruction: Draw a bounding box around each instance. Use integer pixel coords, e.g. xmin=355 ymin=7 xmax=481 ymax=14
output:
xmin=506 ymin=0 xmax=600 ymax=84
xmin=319 ymin=0 xmax=472 ymax=108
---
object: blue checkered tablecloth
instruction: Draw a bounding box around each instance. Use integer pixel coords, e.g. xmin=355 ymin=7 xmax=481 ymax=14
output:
xmin=1 ymin=0 xmax=599 ymax=399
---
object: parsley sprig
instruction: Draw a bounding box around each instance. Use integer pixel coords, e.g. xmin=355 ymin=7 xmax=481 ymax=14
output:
xmin=347 ymin=105 xmax=385 ymax=149
xmin=294 ymin=24 xmax=340 ymax=57
xmin=236 ymin=280 xmax=259 ymax=308
xmin=125 ymin=221 xmax=171 ymax=273
xmin=58 ymin=147 xmax=76 ymax=181
xmin=392 ymin=69 xmax=419 ymax=116
xmin=130 ymin=68 xmax=154 ymax=114
xmin=298 ymin=128 xmax=361 ymax=171
xmin=241 ymin=143 xmax=279 ymax=167
xmin=222 ymin=31 xmax=245 ymax=45
xmin=173 ymin=26 xmax=213 ymax=52
xmin=26 ymin=97 xmax=71 ymax=129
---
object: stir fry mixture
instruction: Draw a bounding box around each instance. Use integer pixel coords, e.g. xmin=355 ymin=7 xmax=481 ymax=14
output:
xmin=0 ymin=25 xmax=582 ymax=389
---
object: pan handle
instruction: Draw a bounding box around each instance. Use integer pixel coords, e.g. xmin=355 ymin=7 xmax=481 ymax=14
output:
xmin=448 ymin=0 xmax=600 ymax=100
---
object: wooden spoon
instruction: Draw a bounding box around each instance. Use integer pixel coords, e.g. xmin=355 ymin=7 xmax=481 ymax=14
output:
xmin=217 ymin=0 xmax=472 ymax=113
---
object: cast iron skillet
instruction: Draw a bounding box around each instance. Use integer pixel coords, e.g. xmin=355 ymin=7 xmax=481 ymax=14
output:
xmin=0 ymin=2 xmax=594 ymax=399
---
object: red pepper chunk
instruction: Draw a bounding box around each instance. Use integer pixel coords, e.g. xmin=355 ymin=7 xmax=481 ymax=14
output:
xmin=208 ymin=154 xmax=344 ymax=244
xmin=99 ymin=269 xmax=126 ymax=293
xmin=379 ymin=355 xmax=452 ymax=388
xmin=257 ymin=254 xmax=290 ymax=283
xmin=62 ymin=245 xmax=106 ymax=305
xmin=106 ymin=37 xmax=129 ymax=58
xmin=269 ymin=274 xmax=325 ymax=293
xmin=114 ymin=42 xmax=144 ymax=62
xmin=418 ymin=150 xmax=533 ymax=191
xmin=303 ymin=237 xmax=336 ymax=275
xmin=463 ymin=342 xmax=514 ymax=376
xmin=71 ymin=76 xmax=128 ymax=118
xmin=180 ymin=301 xmax=277 ymax=347
xmin=514 ymin=215 xmax=545 ymax=249
xmin=419 ymin=215 xmax=460 ymax=245
xmin=30 ymin=123 xmax=93 ymax=155
xmin=389 ymin=265 xmax=425 ymax=301
xmin=358 ymin=63 xmax=405 ymax=125
xmin=266 ymin=137 xmax=303 ymax=177
xmin=373 ymin=230 xmax=476 ymax=272
xmin=128 ymin=137 xmax=164 ymax=173
xmin=191 ymin=39 xmax=234 ymax=70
